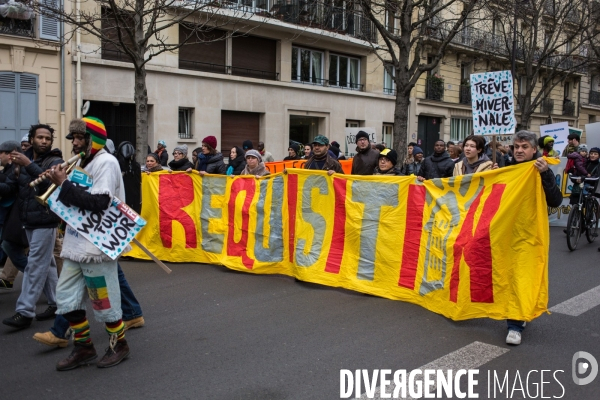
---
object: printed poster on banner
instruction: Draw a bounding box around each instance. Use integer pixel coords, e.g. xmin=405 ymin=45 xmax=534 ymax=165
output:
xmin=470 ymin=70 xmax=517 ymax=135
xmin=540 ymin=122 xmax=570 ymax=155
xmin=46 ymin=168 xmax=146 ymax=259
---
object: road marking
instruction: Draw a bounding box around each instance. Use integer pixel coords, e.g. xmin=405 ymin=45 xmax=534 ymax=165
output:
xmin=359 ymin=341 xmax=509 ymax=399
xmin=549 ymin=284 xmax=600 ymax=316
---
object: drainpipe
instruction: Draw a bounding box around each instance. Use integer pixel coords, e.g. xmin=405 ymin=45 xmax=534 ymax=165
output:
xmin=59 ymin=0 xmax=66 ymax=145
xmin=76 ymin=0 xmax=82 ymax=118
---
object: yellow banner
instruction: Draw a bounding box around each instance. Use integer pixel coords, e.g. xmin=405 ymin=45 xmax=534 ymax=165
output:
xmin=127 ymin=163 xmax=551 ymax=321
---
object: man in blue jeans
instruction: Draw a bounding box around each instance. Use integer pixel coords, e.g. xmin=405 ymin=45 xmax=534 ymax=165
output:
xmin=33 ymin=263 xmax=144 ymax=347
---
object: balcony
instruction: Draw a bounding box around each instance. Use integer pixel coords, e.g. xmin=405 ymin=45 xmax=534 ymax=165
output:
xmin=383 ymin=87 xmax=396 ymax=96
xmin=459 ymin=85 xmax=471 ymax=105
xmin=590 ymin=90 xmax=600 ymax=106
xmin=0 ymin=15 xmax=35 ymax=38
xmin=425 ymin=78 xmax=444 ymax=101
xmin=540 ymin=98 xmax=554 ymax=114
xmin=563 ymin=100 xmax=575 ymax=116
xmin=179 ymin=60 xmax=279 ymax=80
xmin=202 ymin=0 xmax=377 ymax=43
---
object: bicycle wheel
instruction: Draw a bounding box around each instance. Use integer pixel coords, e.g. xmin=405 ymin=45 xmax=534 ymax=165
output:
xmin=586 ymin=199 xmax=599 ymax=243
xmin=566 ymin=206 xmax=582 ymax=251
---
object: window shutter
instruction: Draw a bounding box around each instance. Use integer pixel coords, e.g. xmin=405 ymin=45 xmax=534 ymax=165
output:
xmin=232 ymin=35 xmax=277 ymax=80
xmin=39 ymin=0 xmax=60 ymax=41
xmin=0 ymin=73 xmax=18 ymax=142
xmin=18 ymin=74 xmax=39 ymax=138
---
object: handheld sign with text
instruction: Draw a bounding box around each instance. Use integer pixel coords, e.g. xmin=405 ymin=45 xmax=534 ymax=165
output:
xmin=46 ymin=167 xmax=146 ymax=260
xmin=470 ymin=70 xmax=517 ymax=135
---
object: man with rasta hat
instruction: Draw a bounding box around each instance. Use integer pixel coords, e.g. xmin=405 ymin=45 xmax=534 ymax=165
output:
xmin=0 ymin=124 xmax=63 ymax=329
xmin=47 ymin=116 xmax=132 ymax=370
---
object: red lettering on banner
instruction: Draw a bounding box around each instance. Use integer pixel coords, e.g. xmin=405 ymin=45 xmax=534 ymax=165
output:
xmin=158 ymin=174 xmax=197 ymax=248
xmin=226 ymin=179 xmax=256 ymax=269
xmin=398 ymin=185 xmax=426 ymax=289
xmin=450 ymin=184 xmax=505 ymax=303
xmin=325 ymin=178 xmax=347 ymax=274
xmin=287 ymin=173 xmax=298 ymax=263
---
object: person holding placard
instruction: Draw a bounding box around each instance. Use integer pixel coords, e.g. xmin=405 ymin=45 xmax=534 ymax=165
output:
xmin=504 ymin=131 xmax=562 ymax=345
xmin=48 ymin=117 xmax=132 ymax=370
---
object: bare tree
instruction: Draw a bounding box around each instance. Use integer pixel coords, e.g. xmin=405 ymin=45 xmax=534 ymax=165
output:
xmin=30 ymin=0 xmax=261 ymax=162
xmin=357 ymin=0 xmax=480 ymax=160
xmin=490 ymin=0 xmax=596 ymax=129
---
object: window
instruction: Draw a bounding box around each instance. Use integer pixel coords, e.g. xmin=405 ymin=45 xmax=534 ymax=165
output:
xmin=178 ymin=108 xmax=193 ymax=139
xmin=382 ymin=124 xmax=393 ymax=148
xmin=178 ymin=25 xmax=227 ymax=73
xmin=232 ymin=35 xmax=277 ymax=80
xmin=101 ymin=8 xmax=135 ymax=62
xmin=383 ymin=63 xmax=395 ymax=95
xmin=564 ymin=82 xmax=571 ymax=100
xmin=0 ymin=72 xmax=38 ymax=141
xmin=450 ymin=118 xmax=472 ymax=143
xmin=329 ymin=54 xmax=360 ymax=89
xmin=292 ymin=47 xmax=324 ymax=85
xmin=346 ymin=120 xmax=360 ymax=127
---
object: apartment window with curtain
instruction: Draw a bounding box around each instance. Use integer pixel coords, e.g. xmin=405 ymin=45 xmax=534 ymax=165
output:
xmin=383 ymin=63 xmax=395 ymax=95
xmin=450 ymin=118 xmax=472 ymax=143
xmin=329 ymin=54 xmax=361 ymax=90
xmin=291 ymin=47 xmax=324 ymax=85
xmin=382 ymin=124 xmax=393 ymax=148
xmin=178 ymin=108 xmax=193 ymax=139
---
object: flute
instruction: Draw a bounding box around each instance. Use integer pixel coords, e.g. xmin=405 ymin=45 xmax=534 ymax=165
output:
xmin=29 ymin=152 xmax=85 ymax=187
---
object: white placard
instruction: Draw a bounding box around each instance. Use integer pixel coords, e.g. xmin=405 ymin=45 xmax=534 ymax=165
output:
xmin=540 ymin=122 xmax=570 ymax=155
xmin=471 ymin=70 xmax=517 ymax=135
xmin=585 ymin=122 xmax=600 ymax=149
xmin=46 ymin=168 xmax=146 ymax=259
xmin=344 ymin=127 xmax=377 ymax=157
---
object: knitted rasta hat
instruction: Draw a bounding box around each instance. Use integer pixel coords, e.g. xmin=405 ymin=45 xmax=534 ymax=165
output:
xmin=82 ymin=117 xmax=107 ymax=155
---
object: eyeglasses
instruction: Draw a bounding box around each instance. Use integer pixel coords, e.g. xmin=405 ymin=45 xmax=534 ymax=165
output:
xmin=173 ymin=151 xmax=183 ymax=156
xmin=357 ymin=138 xmax=369 ymax=143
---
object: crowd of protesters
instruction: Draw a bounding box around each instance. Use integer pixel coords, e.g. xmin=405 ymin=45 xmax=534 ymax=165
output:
xmin=0 ymin=119 xmax=587 ymax=377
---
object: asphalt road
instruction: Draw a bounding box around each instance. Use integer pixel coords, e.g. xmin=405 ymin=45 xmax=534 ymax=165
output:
xmin=1 ymin=227 xmax=599 ymax=399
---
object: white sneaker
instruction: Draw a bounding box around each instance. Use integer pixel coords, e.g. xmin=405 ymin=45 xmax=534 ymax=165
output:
xmin=506 ymin=330 xmax=522 ymax=345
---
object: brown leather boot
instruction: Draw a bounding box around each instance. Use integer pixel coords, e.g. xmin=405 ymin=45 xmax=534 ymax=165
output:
xmin=97 ymin=340 xmax=130 ymax=368
xmin=56 ymin=343 xmax=97 ymax=371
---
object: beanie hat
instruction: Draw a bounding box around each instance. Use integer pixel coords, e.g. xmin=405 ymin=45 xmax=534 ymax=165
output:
xmin=147 ymin=153 xmax=160 ymax=163
xmin=412 ymin=146 xmax=423 ymax=156
xmin=245 ymin=149 xmax=262 ymax=163
xmin=379 ymin=149 xmax=398 ymax=165
xmin=543 ymin=136 xmax=555 ymax=146
xmin=0 ymin=140 xmax=22 ymax=153
xmin=355 ymin=131 xmax=369 ymax=143
xmin=242 ymin=140 xmax=253 ymax=150
xmin=158 ymin=140 xmax=166 ymax=148
xmin=81 ymin=116 xmax=107 ymax=155
xmin=174 ymin=144 xmax=188 ymax=157
xmin=105 ymin=138 xmax=116 ymax=155
xmin=289 ymin=143 xmax=301 ymax=154
xmin=202 ymin=136 xmax=218 ymax=150
xmin=577 ymin=144 xmax=588 ymax=151
xmin=331 ymin=141 xmax=340 ymax=148
xmin=20 ymin=134 xmax=29 ymax=144
xmin=590 ymin=147 xmax=600 ymax=154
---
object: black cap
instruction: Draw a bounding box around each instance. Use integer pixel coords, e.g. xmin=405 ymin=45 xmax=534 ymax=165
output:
xmin=243 ymin=140 xmax=253 ymax=150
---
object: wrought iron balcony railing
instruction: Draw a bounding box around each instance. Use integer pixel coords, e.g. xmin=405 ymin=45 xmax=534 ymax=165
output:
xmin=540 ymin=98 xmax=554 ymax=114
xmin=459 ymin=85 xmax=471 ymax=105
xmin=563 ymin=100 xmax=576 ymax=116
xmin=590 ymin=90 xmax=600 ymax=106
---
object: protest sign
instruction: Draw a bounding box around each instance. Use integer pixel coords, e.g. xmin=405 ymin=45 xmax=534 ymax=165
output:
xmin=540 ymin=122 xmax=570 ymax=155
xmin=548 ymin=158 xmax=571 ymax=227
xmin=471 ymin=71 xmax=517 ymax=135
xmin=585 ymin=122 xmax=600 ymax=149
xmin=344 ymin=128 xmax=376 ymax=157
xmin=128 ymin=164 xmax=555 ymax=322
xmin=47 ymin=167 xmax=147 ymax=259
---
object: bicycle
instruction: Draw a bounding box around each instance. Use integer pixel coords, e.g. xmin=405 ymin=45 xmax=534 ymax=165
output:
xmin=566 ymin=175 xmax=600 ymax=251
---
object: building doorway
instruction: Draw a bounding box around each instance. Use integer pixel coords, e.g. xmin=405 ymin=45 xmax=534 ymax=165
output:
xmin=290 ymin=115 xmax=320 ymax=146
xmin=417 ymin=115 xmax=441 ymax=157
xmin=85 ymin=101 xmax=136 ymax=150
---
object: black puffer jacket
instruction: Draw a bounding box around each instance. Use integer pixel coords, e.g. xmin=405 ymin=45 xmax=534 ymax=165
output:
xmin=507 ymin=151 xmax=563 ymax=207
xmin=0 ymin=148 xmax=63 ymax=229
xmin=417 ymin=152 xmax=455 ymax=179
xmin=196 ymin=153 xmax=227 ymax=174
